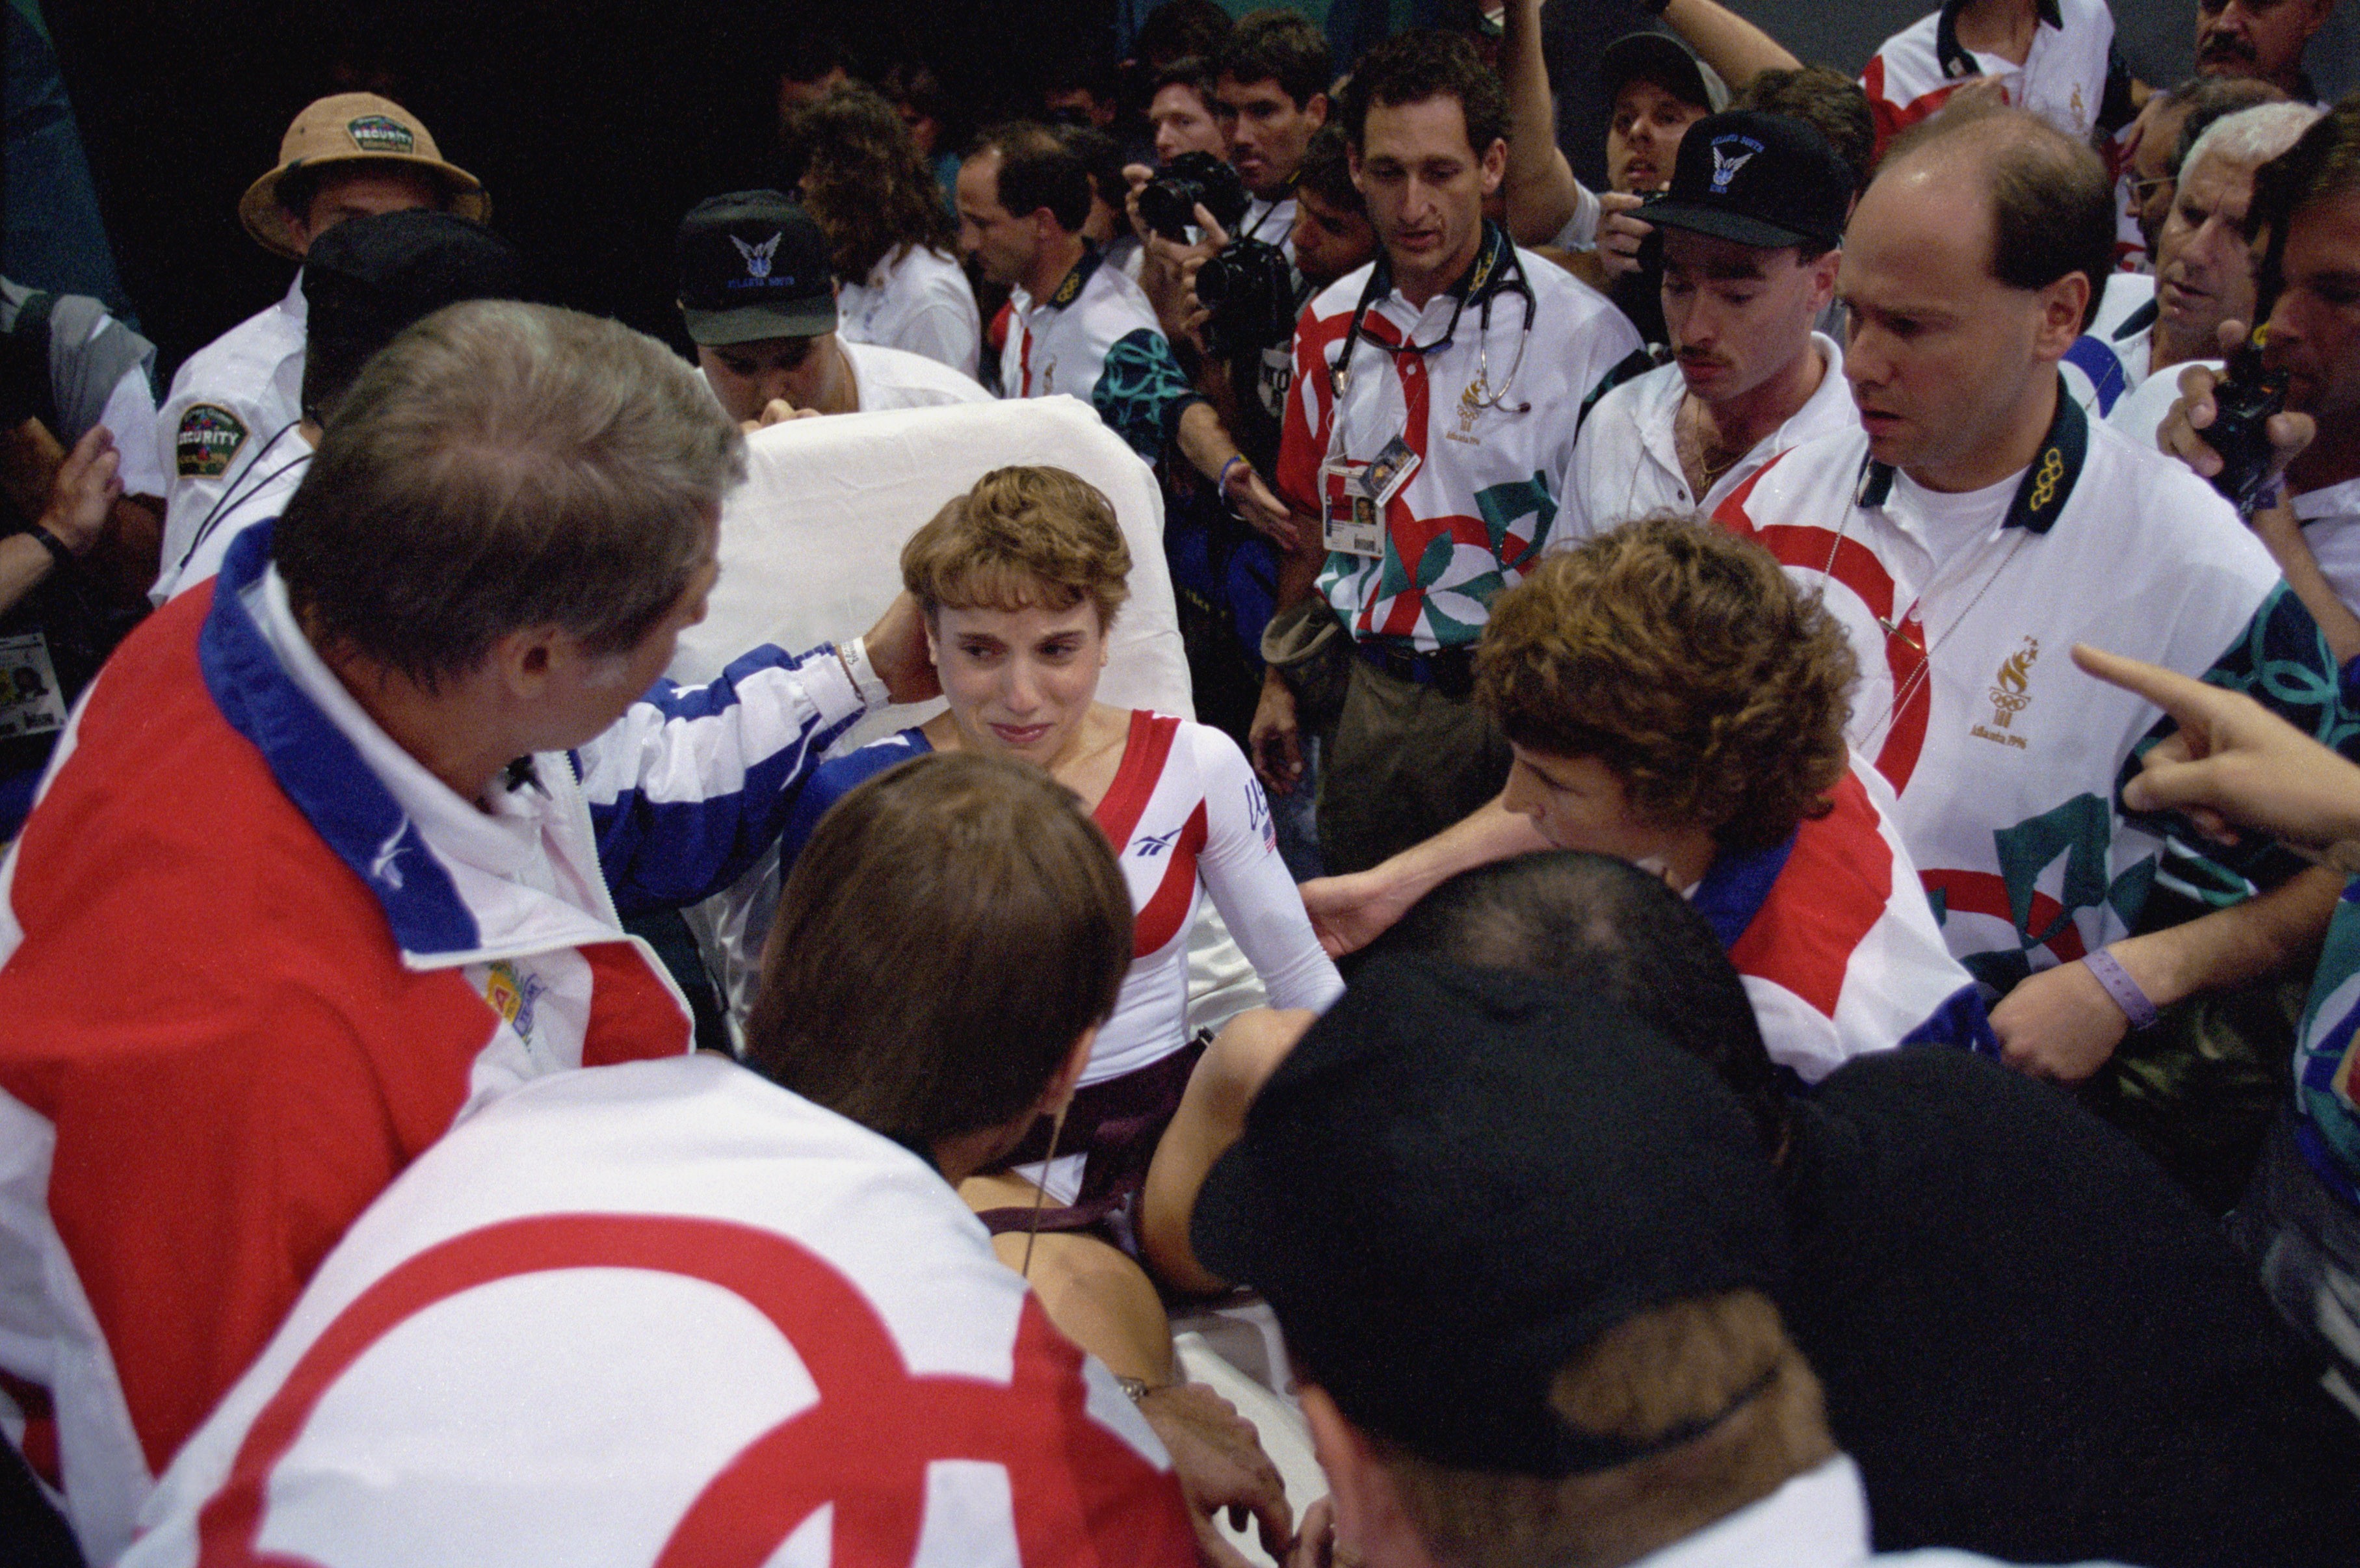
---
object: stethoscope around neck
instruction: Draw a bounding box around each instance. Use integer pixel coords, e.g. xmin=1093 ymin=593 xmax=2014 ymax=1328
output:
xmin=1326 ymin=239 xmax=1541 ymax=417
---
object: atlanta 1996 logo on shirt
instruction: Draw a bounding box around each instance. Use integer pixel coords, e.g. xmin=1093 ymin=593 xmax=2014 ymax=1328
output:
xmin=1971 ymin=636 xmax=2038 ymax=750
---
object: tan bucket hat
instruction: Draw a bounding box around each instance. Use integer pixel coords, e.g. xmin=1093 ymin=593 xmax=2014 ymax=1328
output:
xmin=238 ymin=93 xmax=489 ymax=259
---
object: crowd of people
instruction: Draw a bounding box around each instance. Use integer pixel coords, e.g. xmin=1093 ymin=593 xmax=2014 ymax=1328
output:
xmin=1 ymin=0 xmax=2357 ymax=1564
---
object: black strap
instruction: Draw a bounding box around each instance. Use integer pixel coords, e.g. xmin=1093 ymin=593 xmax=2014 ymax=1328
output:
xmin=4 ymin=289 xmax=59 ymax=436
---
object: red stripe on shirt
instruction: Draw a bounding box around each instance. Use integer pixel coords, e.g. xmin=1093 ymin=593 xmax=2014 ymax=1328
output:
xmin=1863 ymin=55 xmax=1965 ymax=163
xmin=1920 ymin=869 xmax=2091 ymax=963
xmin=1716 ymin=468 xmax=1930 ymax=793
xmin=1726 ymin=770 xmax=1895 ymax=1019
xmin=582 ymin=942 xmax=692 ymax=1067
xmin=1094 ymin=711 xmax=1181 ymax=854
xmin=1276 ymin=300 xmax=1354 ymax=517
xmin=1131 ymin=802 xmax=1211 ymax=957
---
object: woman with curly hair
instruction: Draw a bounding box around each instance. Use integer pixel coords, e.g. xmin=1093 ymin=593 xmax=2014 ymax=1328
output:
xmin=1302 ymin=512 xmax=1991 ymax=1077
xmin=791 ymin=82 xmax=982 ymax=378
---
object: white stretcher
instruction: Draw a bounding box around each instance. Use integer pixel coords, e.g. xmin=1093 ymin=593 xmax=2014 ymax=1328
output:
xmin=663 ymin=396 xmax=1318 ymax=1553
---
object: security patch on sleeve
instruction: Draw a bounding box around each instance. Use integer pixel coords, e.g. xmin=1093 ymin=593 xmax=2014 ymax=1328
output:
xmin=176 ymin=404 xmax=249 ymax=479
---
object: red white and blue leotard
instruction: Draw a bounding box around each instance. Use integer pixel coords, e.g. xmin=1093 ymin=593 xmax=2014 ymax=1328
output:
xmin=778 ymin=712 xmax=1343 ymax=1194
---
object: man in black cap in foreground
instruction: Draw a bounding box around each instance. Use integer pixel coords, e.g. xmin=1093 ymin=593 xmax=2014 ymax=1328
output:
xmin=1192 ymin=954 xmax=1919 ymax=1568
xmin=1348 ymin=852 xmax=2360 ymax=1568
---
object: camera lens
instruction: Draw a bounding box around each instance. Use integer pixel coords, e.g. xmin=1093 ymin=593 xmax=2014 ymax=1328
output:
xmin=1196 ymin=254 xmax=1236 ymax=307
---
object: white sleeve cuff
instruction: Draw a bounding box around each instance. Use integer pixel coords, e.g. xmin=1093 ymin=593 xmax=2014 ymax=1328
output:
xmin=836 ymin=635 xmax=892 ymax=712
xmin=1551 ymin=183 xmax=1603 ymax=253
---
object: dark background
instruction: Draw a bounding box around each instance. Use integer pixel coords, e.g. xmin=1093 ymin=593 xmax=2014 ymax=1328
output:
xmin=33 ymin=0 xmax=2357 ymax=385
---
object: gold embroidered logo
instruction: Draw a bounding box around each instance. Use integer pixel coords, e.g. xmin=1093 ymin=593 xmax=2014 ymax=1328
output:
xmin=1449 ymin=380 xmax=1484 ymax=443
xmin=1971 ymin=637 xmax=2038 ymax=749
xmin=1991 ymin=638 xmax=2038 ymax=717
xmin=2027 ymin=447 xmax=2065 ymax=513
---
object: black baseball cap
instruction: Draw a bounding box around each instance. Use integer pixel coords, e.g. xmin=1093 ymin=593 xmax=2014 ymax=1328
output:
xmin=675 ymin=190 xmax=837 ymax=346
xmin=1601 ymin=31 xmax=1729 ymax=115
xmin=1192 ymin=955 xmax=1789 ymax=1478
xmin=1643 ymin=111 xmax=1852 ymax=252
xmin=301 ymin=209 xmax=526 ymax=420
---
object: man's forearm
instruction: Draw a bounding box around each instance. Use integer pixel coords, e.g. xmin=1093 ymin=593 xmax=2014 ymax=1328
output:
xmin=2255 ymin=506 xmax=2360 ymax=667
xmin=1662 ymin=0 xmax=1801 ymax=90
xmin=2110 ymin=861 xmax=2345 ymax=1010
xmin=1175 ymin=399 xmax=1239 ymax=487
xmin=1501 ymin=0 xmax=1580 ymax=246
xmin=1372 ymin=795 xmax=1553 ymax=908
xmin=0 ymin=532 xmax=57 ymax=619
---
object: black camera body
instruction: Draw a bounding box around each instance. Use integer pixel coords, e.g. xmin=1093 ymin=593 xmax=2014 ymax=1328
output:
xmin=1138 ymin=152 xmax=1251 ymax=243
xmin=1196 ymin=236 xmax=1299 ymax=359
xmin=2207 ymin=330 xmax=2290 ymax=516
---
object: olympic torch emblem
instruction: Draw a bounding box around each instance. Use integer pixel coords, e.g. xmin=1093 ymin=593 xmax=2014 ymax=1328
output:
xmin=1989 ymin=636 xmax=2038 ymax=728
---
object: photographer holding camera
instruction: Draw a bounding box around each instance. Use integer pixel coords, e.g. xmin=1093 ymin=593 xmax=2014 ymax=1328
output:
xmin=1099 ymin=129 xmax=1375 ymax=747
xmin=2161 ymin=96 xmax=2360 ymax=660
xmin=1129 ymin=12 xmax=1331 ymax=341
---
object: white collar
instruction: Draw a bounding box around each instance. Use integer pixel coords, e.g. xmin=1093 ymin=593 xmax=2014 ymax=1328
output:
xmin=2294 ymin=474 xmax=2360 ymax=523
xmin=246 ymin=564 xmax=558 ymax=885
xmin=1628 ymin=1456 xmax=1871 ymax=1568
xmin=1647 ymin=333 xmax=1849 ymax=477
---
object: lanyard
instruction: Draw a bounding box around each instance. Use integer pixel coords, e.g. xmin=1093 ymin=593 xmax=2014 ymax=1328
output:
xmin=1326 ymin=229 xmax=1538 ymax=412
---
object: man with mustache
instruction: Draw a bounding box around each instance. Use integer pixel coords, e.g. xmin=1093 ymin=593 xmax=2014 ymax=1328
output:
xmin=2195 ymin=0 xmax=2340 ymax=103
xmin=1558 ymin=111 xmax=1858 ymax=532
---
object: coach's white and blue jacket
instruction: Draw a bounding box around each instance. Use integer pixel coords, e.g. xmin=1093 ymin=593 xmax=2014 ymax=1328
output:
xmin=0 ymin=521 xmax=882 ymax=1561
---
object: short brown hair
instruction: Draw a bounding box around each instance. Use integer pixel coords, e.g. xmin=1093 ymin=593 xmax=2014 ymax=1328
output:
xmin=1883 ymin=103 xmax=2114 ymax=333
xmin=743 ymin=751 xmax=1133 ymax=1150
xmin=1383 ymin=1290 xmax=1835 ymax=1568
xmin=1736 ymin=68 xmax=1874 ymax=195
xmin=276 ymin=300 xmax=737 ymax=688
xmin=1474 ymin=516 xmax=1855 ymax=850
xmin=971 ymin=122 xmax=1094 ymax=233
xmin=1339 ymin=29 xmax=1510 ymax=155
xmin=901 ymin=465 xmax=1133 ymax=630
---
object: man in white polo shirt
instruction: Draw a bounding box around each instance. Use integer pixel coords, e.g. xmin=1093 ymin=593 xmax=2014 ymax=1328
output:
xmin=1260 ymin=30 xmax=1643 ymax=874
xmin=675 ymin=192 xmax=990 ymax=427
xmin=1560 ymin=110 xmax=1856 ymax=537
xmin=958 ymin=124 xmax=1164 ymax=406
xmin=1716 ymin=103 xmax=2352 ymax=1091
xmin=1862 ymin=0 xmax=2119 ymax=163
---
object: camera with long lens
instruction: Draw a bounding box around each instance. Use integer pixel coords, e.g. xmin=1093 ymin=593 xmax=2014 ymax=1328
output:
xmin=1195 ymin=236 xmax=1298 ymax=358
xmin=1137 ymin=151 xmax=1251 ymax=243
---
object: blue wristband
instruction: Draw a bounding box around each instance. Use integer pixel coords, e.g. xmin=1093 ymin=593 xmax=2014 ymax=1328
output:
xmin=2082 ymin=948 xmax=2158 ymax=1030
